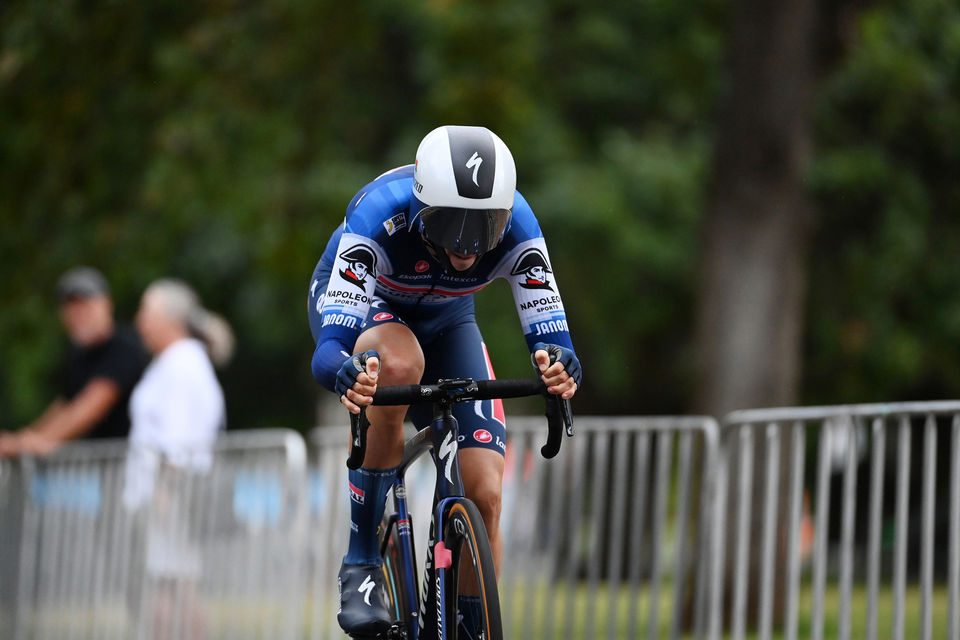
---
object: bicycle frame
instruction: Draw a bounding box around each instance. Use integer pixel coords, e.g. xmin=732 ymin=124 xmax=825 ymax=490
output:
xmin=358 ymin=375 xmax=572 ymax=639
xmin=382 ymin=399 xmax=467 ymax=640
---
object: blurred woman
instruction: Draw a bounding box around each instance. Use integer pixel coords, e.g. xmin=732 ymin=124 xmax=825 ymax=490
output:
xmin=124 ymin=279 xmax=233 ymax=505
xmin=123 ymin=278 xmax=233 ymax=640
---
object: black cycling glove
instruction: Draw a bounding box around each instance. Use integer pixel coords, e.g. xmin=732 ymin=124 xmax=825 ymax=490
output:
xmin=335 ymin=350 xmax=380 ymax=398
xmin=532 ymin=342 xmax=582 ymax=387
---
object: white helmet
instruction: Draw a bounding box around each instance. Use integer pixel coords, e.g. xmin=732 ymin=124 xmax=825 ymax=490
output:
xmin=412 ymin=126 xmax=516 ymax=271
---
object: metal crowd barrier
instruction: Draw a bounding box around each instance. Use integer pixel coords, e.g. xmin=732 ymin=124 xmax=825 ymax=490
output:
xmin=0 ymin=429 xmax=307 ymax=640
xmin=4 ymin=404 xmax=959 ymax=640
xmin=499 ymin=416 xmax=721 ymax=640
xmin=717 ymin=402 xmax=960 ymax=640
xmin=306 ymin=415 xmax=722 ymax=640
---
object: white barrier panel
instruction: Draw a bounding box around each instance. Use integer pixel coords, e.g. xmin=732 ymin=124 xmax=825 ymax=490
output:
xmin=2 ymin=429 xmax=306 ymax=640
xmin=307 ymin=415 xmax=721 ymax=640
xmin=719 ymin=402 xmax=960 ymax=640
xmin=7 ymin=405 xmax=957 ymax=639
xmin=0 ymin=457 xmax=24 ymax=637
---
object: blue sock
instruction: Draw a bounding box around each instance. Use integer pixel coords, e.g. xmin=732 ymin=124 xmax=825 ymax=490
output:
xmin=457 ymin=595 xmax=483 ymax=638
xmin=344 ymin=466 xmax=398 ymax=566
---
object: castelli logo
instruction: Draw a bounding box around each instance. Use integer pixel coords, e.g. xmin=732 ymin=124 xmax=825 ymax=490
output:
xmin=373 ymin=312 xmax=394 ymax=322
xmin=473 ymin=429 xmax=493 ymax=444
xmin=415 ymin=260 xmax=430 ymax=273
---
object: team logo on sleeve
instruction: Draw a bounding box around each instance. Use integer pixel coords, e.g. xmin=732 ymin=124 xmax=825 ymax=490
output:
xmin=339 ymin=245 xmax=378 ymax=291
xmin=511 ymin=248 xmax=554 ymax=291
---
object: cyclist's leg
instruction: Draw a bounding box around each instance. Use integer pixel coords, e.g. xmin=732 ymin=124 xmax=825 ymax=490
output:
xmin=459 ymin=448 xmax=505 ymax=576
xmin=346 ymin=317 xmax=423 ymax=559
xmin=338 ymin=305 xmax=424 ymax=636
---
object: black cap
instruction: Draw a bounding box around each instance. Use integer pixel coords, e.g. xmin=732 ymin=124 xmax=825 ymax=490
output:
xmin=57 ymin=266 xmax=110 ymax=302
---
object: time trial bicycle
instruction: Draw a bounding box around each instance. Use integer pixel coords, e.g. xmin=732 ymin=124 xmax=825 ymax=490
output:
xmin=345 ymin=371 xmax=573 ymax=639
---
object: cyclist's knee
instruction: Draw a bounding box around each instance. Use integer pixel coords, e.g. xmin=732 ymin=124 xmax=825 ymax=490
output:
xmin=356 ymin=325 xmax=424 ymax=384
xmin=377 ymin=352 xmax=424 ymax=385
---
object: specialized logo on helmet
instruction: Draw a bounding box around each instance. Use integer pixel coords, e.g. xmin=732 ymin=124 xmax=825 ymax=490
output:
xmin=448 ymin=126 xmax=496 ymax=199
xmin=466 ymin=151 xmax=483 ymax=186
xmin=511 ymin=248 xmax=554 ymax=291
xmin=338 ymin=245 xmax=377 ymax=291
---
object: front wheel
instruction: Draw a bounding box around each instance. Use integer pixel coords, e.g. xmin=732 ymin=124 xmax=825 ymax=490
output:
xmin=442 ymin=499 xmax=503 ymax=640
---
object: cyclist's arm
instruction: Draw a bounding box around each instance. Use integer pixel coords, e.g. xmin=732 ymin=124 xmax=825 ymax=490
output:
xmin=498 ymin=231 xmax=581 ymax=394
xmin=309 ymin=231 xmax=386 ymax=392
xmin=497 ymin=233 xmax=577 ymax=351
xmin=489 ymin=195 xmax=581 ymax=395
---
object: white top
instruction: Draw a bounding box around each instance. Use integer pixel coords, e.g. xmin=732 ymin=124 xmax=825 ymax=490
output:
xmin=123 ymin=338 xmax=225 ymax=509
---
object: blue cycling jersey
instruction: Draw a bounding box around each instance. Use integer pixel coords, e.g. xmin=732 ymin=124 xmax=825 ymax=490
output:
xmin=308 ymin=164 xmax=577 ymax=392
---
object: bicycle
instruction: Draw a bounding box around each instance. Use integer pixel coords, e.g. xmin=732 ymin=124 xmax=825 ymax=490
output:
xmin=345 ymin=372 xmax=574 ymax=639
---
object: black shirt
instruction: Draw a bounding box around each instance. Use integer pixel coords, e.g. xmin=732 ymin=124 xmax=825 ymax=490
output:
xmin=62 ymin=324 xmax=149 ymax=440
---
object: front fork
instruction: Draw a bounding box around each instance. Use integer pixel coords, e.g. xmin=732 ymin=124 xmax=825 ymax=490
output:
xmin=383 ymin=475 xmax=420 ymax=640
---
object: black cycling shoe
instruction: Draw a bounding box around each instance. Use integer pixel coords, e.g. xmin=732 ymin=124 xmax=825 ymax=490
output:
xmin=338 ymin=561 xmax=393 ymax=638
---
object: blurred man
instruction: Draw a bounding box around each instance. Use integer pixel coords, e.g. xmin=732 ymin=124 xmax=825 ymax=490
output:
xmin=0 ymin=266 xmax=149 ymax=457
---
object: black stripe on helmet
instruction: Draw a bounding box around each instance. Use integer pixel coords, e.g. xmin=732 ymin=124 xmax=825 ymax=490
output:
xmin=447 ymin=126 xmax=496 ymax=199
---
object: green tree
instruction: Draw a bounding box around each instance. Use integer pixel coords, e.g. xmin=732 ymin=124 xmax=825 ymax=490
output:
xmin=3 ymin=0 xmax=959 ymax=436
xmin=807 ymin=0 xmax=960 ymax=404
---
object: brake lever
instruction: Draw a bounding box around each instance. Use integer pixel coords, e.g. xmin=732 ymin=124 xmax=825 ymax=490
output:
xmin=533 ymin=346 xmax=576 ymax=457
xmin=558 ymin=396 xmax=574 ymax=438
xmin=346 ymin=408 xmax=371 ymax=470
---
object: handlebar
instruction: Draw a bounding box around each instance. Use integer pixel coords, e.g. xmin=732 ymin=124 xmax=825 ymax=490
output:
xmin=372 ymin=377 xmax=544 ymax=405
xmin=346 ymin=377 xmax=574 ymax=470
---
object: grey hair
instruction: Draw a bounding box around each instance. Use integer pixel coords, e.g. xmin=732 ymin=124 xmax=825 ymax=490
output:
xmin=145 ymin=278 xmax=235 ymax=367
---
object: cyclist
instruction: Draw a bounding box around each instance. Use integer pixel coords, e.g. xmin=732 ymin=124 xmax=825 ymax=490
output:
xmin=308 ymin=125 xmax=581 ymax=638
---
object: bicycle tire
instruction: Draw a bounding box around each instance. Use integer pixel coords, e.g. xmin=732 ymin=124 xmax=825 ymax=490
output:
xmin=441 ymin=499 xmax=503 ymax=640
xmin=381 ymin=514 xmax=418 ymax=634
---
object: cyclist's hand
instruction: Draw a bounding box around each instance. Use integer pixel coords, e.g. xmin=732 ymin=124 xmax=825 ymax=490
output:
xmin=336 ymin=350 xmax=380 ymax=414
xmin=533 ymin=343 xmax=581 ymax=400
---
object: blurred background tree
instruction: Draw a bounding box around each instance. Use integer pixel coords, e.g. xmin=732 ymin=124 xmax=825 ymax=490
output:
xmin=1 ymin=0 xmax=958 ymax=432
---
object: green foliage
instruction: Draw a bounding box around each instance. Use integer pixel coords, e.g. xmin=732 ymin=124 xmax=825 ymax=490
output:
xmin=1 ymin=0 xmax=958 ymax=429
xmin=807 ymin=0 xmax=960 ymax=403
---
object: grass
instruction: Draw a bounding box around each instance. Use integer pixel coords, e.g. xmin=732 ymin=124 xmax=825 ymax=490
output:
xmin=9 ymin=580 xmax=954 ymax=638
xmin=499 ymin=579 xmax=954 ymax=639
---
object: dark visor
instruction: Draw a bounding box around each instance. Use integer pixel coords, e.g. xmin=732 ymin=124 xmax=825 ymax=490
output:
xmin=419 ymin=207 xmax=512 ymax=255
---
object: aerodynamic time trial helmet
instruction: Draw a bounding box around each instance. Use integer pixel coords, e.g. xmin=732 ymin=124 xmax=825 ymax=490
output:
xmin=411 ymin=125 xmax=516 ymax=273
